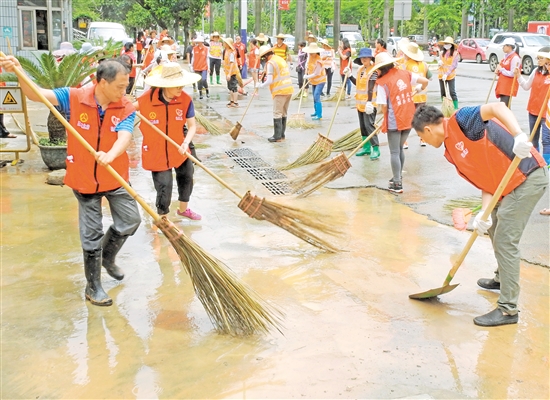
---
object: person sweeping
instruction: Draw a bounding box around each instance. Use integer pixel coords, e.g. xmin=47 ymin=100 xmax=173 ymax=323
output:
xmin=136 ymin=62 xmax=202 ymax=222
xmin=495 ymin=38 xmax=521 ymax=108
xmin=208 ymin=32 xmax=223 ymax=86
xmin=346 ymin=47 xmax=380 ymax=160
xmin=303 ymin=42 xmax=326 ymax=121
xmin=0 ymin=55 xmax=141 ymax=306
xmin=412 ymin=102 xmax=547 ymax=326
xmin=258 ymin=46 xmax=294 ymax=142
xmin=437 ymin=36 xmax=459 ymax=110
xmin=222 ymin=37 xmax=240 ymax=108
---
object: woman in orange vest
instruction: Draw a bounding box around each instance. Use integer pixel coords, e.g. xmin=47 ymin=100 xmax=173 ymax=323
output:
xmin=222 ymin=37 xmax=240 ymax=108
xmin=136 ymin=31 xmax=145 ymax=64
xmin=303 ymin=42 xmax=326 ymax=120
xmin=437 ymin=36 xmax=459 ymax=110
xmin=248 ymin=38 xmax=261 ymax=92
xmin=320 ymin=39 xmax=335 ymax=97
xmin=374 ymin=52 xmax=428 ymax=193
xmin=258 ymin=46 xmax=294 ymax=142
xmin=412 ymin=102 xmax=546 ymax=326
xmin=143 ymin=42 xmax=156 ymax=70
xmin=122 ymin=42 xmax=137 ymax=95
xmin=495 ymin=38 xmax=521 ymax=108
xmin=517 ymin=46 xmax=550 ymax=164
xmin=347 ymin=48 xmax=380 ymax=159
xmin=374 ymin=38 xmax=387 ymax=56
xmin=338 ymin=38 xmax=352 ymax=98
xmin=136 ymin=62 xmax=202 ymax=223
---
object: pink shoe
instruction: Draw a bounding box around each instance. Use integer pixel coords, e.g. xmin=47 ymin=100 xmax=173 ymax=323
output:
xmin=177 ymin=208 xmax=202 ymax=220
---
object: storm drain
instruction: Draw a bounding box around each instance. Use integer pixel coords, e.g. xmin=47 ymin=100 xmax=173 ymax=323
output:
xmin=225 ymin=147 xmax=292 ymax=196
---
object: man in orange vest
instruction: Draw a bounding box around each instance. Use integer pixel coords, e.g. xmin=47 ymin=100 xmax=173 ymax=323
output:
xmin=412 ymin=102 xmax=547 ymax=327
xmin=258 ymin=46 xmax=294 ymax=142
xmin=0 ymin=56 xmax=141 ymax=307
xmin=234 ymin=35 xmax=247 ymax=75
xmin=191 ymin=36 xmax=210 ymax=99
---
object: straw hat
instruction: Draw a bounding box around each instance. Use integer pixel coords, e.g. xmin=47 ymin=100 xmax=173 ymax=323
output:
xmin=399 ymin=40 xmax=424 ymax=61
xmin=53 ymin=42 xmax=76 ymax=58
xmin=319 ymin=39 xmax=332 ymax=48
xmin=256 ymin=33 xmax=268 ymax=43
xmin=537 ymin=46 xmax=550 ymax=59
xmin=259 ymin=45 xmax=274 ymax=58
xmin=276 ymin=33 xmax=286 ymax=39
xmin=502 ymin=38 xmax=516 ymax=47
xmin=211 ymin=31 xmax=220 ymax=37
xmin=144 ymin=62 xmax=201 ymax=88
xmin=160 ymin=44 xmax=176 ymax=55
xmin=303 ymin=42 xmax=322 ymax=54
xmin=80 ymin=42 xmax=94 ymax=55
xmin=373 ymin=51 xmax=399 ymax=70
xmin=160 ymin=37 xmax=175 ymax=45
xmin=353 ymin=47 xmax=374 ymax=65
xmin=308 ymin=34 xmax=316 ymax=40
xmin=438 ymin=36 xmax=457 ymax=48
xmin=222 ymin=37 xmax=234 ymax=50
xmin=193 ymin=36 xmax=205 ymax=43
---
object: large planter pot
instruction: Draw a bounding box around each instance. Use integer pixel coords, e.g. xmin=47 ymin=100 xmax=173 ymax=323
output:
xmin=38 ymin=144 xmax=67 ymax=170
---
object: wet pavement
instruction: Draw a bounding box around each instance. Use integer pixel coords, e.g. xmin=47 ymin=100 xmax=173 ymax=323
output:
xmin=1 ymin=58 xmax=549 ymax=398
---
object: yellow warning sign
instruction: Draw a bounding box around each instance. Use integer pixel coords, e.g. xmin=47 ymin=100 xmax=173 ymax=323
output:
xmin=2 ymin=91 xmax=17 ymax=105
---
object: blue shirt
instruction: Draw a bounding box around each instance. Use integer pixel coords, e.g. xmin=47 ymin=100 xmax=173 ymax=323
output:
xmin=454 ymin=106 xmax=488 ymax=141
xmin=53 ymin=87 xmax=136 ymax=132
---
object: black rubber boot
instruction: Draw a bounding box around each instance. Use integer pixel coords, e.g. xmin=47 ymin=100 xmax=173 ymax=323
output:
xmin=281 ymin=116 xmax=287 ymax=140
xmin=102 ymin=227 xmax=127 ymax=281
xmin=268 ymin=118 xmax=284 ymax=142
xmin=84 ymin=249 xmax=113 ymax=306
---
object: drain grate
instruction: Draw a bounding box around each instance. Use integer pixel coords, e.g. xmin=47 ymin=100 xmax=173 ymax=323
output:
xmin=247 ymin=167 xmax=287 ymax=181
xmin=232 ymin=157 xmax=272 ymax=169
xmin=261 ymin=181 xmax=293 ymax=195
xmin=225 ymin=148 xmax=257 ymax=158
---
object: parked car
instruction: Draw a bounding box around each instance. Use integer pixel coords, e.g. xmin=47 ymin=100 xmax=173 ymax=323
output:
xmin=408 ymin=35 xmax=424 ymax=43
xmin=340 ymin=31 xmax=364 ymax=50
xmin=485 ymin=32 xmax=550 ymax=75
xmin=457 ymin=38 xmax=490 ymax=63
xmin=386 ymin=36 xmax=402 ymax=57
xmin=87 ymin=22 xmax=132 ymax=44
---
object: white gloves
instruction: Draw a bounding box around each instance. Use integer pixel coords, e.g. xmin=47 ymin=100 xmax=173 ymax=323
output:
xmin=442 ymin=74 xmax=448 ymax=81
xmin=414 ymin=84 xmax=423 ymax=93
xmin=343 ymin=67 xmax=351 ymax=75
xmin=289 ymin=63 xmax=294 ymax=71
xmin=473 ymin=212 xmax=492 ymax=236
xmin=437 ymin=60 xmax=444 ymax=66
xmin=365 ymin=102 xmax=374 ymax=114
xmin=512 ymin=132 xmax=533 ymax=159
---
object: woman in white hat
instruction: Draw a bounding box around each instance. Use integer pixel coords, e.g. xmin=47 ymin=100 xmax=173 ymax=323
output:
xmin=495 ymin=37 xmax=521 ymax=107
xmin=320 ymin=39 xmax=335 ymax=97
xmin=374 ymin=52 xmax=428 ymax=193
xmin=303 ymin=42 xmax=327 ymax=120
xmin=192 ymin=36 xmax=210 ymax=99
xmin=136 ymin=62 xmax=203 ymax=222
xmin=222 ymin=37 xmax=240 ymax=108
xmin=208 ymin=32 xmax=223 ymax=85
xmin=437 ymin=36 xmax=459 ymax=110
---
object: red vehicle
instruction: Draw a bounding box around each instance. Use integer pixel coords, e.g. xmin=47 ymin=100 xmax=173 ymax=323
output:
xmin=457 ymin=38 xmax=490 ymax=63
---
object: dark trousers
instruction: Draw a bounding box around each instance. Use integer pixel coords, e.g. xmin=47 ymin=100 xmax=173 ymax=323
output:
xmin=196 ymin=70 xmax=209 ymax=92
xmin=439 ymin=78 xmax=457 ymax=101
xmin=136 ymin=51 xmax=142 ymax=65
xmin=297 ymin=69 xmax=305 ymax=90
xmin=209 ymin=58 xmax=221 ymax=78
xmin=151 ymin=155 xmax=194 ymax=215
xmin=126 ymin=77 xmax=135 ymax=95
xmin=357 ymin=109 xmax=379 ymax=146
xmin=324 ymin=67 xmax=333 ymax=95
xmin=499 ymin=95 xmax=511 ymax=108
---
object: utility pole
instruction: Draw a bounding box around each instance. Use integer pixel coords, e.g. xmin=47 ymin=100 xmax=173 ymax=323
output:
xmin=334 ymin=0 xmax=341 ymax=48
xmin=240 ymin=0 xmax=248 ymax=78
xmin=294 ymin=0 xmax=305 ymax=52
xmin=272 ymin=0 xmax=277 ymax=36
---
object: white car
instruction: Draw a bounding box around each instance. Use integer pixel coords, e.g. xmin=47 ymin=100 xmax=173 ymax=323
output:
xmin=87 ymin=22 xmax=132 ymax=44
xmin=386 ymin=37 xmax=402 ymax=57
xmin=485 ymin=32 xmax=550 ymax=75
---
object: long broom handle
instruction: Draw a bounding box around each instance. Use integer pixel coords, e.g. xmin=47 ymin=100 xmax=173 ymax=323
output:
xmin=296 ymin=79 xmax=308 ymax=113
xmin=237 ymin=87 xmax=258 ymax=125
xmin=485 ymin=73 xmax=497 ymax=104
xmin=136 ymin=112 xmax=244 ymax=200
xmin=325 ymin=72 xmax=350 ymax=138
xmin=1 ymin=52 xmax=163 ymax=222
xmin=441 ymin=84 xmax=550 ymax=287
xmin=507 ymin=74 xmax=517 ymax=108
xmin=129 ymin=66 xmax=141 ymax=95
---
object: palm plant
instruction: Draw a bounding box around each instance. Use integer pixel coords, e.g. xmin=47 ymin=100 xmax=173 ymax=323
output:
xmin=0 ymin=51 xmax=97 ymax=144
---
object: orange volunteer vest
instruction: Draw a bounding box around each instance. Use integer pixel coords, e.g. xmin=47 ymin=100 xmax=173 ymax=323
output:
xmin=223 ymin=49 xmax=238 ymax=77
xmin=248 ymin=45 xmax=260 ymax=69
xmin=193 ymin=45 xmax=208 ymax=71
xmin=376 ymin=68 xmax=416 ymax=131
xmin=273 ymin=43 xmax=288 ymax=60
xmin=495 ymin=53 xmax=521 ymax=98
xmin=438 ymin=52 xmax=457 ymax=80
xmin=355 ymin=65 xmax=377 ymax=112
xmin=209 ymin=41 xmax=223 ymax=59
xmin=307 ymin=55 xmax=326 ymax=85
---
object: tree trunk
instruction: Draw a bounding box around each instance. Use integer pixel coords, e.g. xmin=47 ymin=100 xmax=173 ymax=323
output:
xmin=333 ymin=0 xmax=340 ymax=48
xmin=295 ymin=0 xmax=305 ymax=52
xmin=254 ymin=0 xmax=262 ymax=35
xmin=383 ymin=0 xmax=390 ymax=40
xmin=48 ymin=110 xmax=67 ymax=144
xmin=461 ymin=6 xmax=468 ymax=40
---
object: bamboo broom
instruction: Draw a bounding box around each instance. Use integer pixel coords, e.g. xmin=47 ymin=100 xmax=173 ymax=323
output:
xmin=441 ymin=81 xmax=454 ymax=117
xmin=279 ymin=73 xmax=351 ymax=171
xmin=291 ymin=124 xmax=383 ymax=197
xmin=195 ymin=110 xmax=223 ymax=135
xmin=288 ymin=80 xmax=315 ymax=129
xmin=136 ymin=112 xmax=340 ymax=253
xmin=332 ymin=128 xmax=362 ymax=152
xmin=3 ymin=54 xmax=283 ymax=336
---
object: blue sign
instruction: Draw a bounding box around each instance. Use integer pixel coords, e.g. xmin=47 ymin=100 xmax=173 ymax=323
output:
xmin=3 ymin=27 xmax=13 ymax=38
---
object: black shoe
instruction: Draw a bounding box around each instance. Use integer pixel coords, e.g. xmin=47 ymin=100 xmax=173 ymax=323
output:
xmin=474 ymin=308 xmax=518 ymax=326
xmin=268 ymin=136 xmax=283 ymax=143
xmin=199 ymin=94 xmax=203 ymax=99
xmin=477 ymin=278 xmax=500 ymax=290
xmin=388 ymin=181 xmax=403 ymax=193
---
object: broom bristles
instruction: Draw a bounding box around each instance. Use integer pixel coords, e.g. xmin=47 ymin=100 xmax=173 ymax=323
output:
xmin=196 ymin=111 xmax=224 ymax=136
xmin=279 ymin=134 xmax=333 ymax=171
xmin=238 ymin=192 xmax=340 ymax=253
xmin=441 ymin=97 xmax=454 ymax=117
xmin=287 ymin=113 xmax=316 ymax=129
xmin=332 ymin=128 xmax=362 ymax=152
xmin=291 ymin=153 xmax=351 ymax=197
xmin=156 ymin=216 xmax=284 ymax=336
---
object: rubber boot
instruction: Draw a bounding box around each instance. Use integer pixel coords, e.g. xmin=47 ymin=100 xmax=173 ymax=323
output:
xmin=216 ymin=75 xmax=221 ymax=85
xmin=544 ymin=153 xmax=550 ymax=165
xmin=453 ymin=100 xmax=459 ymax=110
xmin=356 ymin=140 xmax=371 ymax=156
xmin=101 ymin=227 xmax=127 ymax=281
xmin=370 ymin=145 xmax=380 ymax=160
xmin=281 ymin=116 xmax=287 ymax=140
xmin=84 ymin=249 xmax=113 ymax=306
xmin=312 ymin=103 xmax=322 ymax=120
xmin=310 ymin=108 xmax=317 ymax=117
xmin=210 ymin=75 xmax=213 ymax=85
xmin=268 ymin=118 xmax=284 ymax=142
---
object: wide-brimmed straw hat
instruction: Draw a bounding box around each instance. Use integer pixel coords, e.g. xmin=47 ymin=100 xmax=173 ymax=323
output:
xmin=222 ymin=37 xmax=234 ymax=50
xmin=160 ymin=37 xmax=175 ymax=45
xmin=399 ymin=40 xmax=424 ymax=61
xmin=259 ymin=45 xmax=274 ymax=58
xmin=256 ymin=33 xmax=268 ymax=42
xmin=438 ymin=36 xmax=457 ymax=48
xmin=211 ymin=31 xmax=220 ymax=37
xmin=308 ymin=34 xmax=316 ymax=40
xmin=303 ymin=42 xmax=322 ymax=54
xmin=501 ymin=38 xmax=516 ymax=47
xmin=373 ymin=51 xmax=399 ymax=70
xmin=537 ymin=46 xmax=550 ymax=59
xmin=353 ymin=47 xmax=374 ymax=65
xmin=319 ymin=39 xmax=332 ymax=48
xmin=53 ymin=42 xmax=76 ymax=58
xmin=160 ymin=44 xmax=176 ymax=55
xmin=276 ymin=33 xmax=286 ymax=39
xmin=193 ymin=36 xmax=205 ymax=43
xmin=144 ymin=62 xmax=201 ymax=88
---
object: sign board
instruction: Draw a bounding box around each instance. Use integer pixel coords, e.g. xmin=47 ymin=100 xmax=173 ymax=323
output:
xmin=326 ymin=25 xmax=334 ymax=39
xmin=394 ymin=0 xmax=412 ymax=20
xmin=278 ymin=0 xmax=290 ymax=10
xmin=2 ymin=27 xmax=13 ymax=38
xmin=0 ymin=88 xmax=23 ymax=112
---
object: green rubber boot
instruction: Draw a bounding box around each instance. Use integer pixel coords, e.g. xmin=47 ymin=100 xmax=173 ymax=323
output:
xmin=453 ymin=100 xmax=459 ymax=110
xmin=216 ymin=75 xmax=221 ymax=85
xmin=370 ymin=145 xmax=380 ymax=160
xmin=356 ymin=140 xmax=372 ymax=156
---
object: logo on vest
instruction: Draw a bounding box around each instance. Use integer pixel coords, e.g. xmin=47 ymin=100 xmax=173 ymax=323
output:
xmin=77 ymin=113 xmax=90 ymax=130
xmin=143 ymin=145 xmax=148 ymax=152
xmin=175 ymin=108 xmax=184 ymax=120
xmin=111 ymin=116 xmax=121 ymax=126
xmin=149 ymin=112 xmax=157 ymax=119
xmin=396 ymin=79 xmax=408 ymax=91
xmin=455 ymin=141 xmax=469 ymax=158
xmin=66 ymin=155 xmax=74 ymax=163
